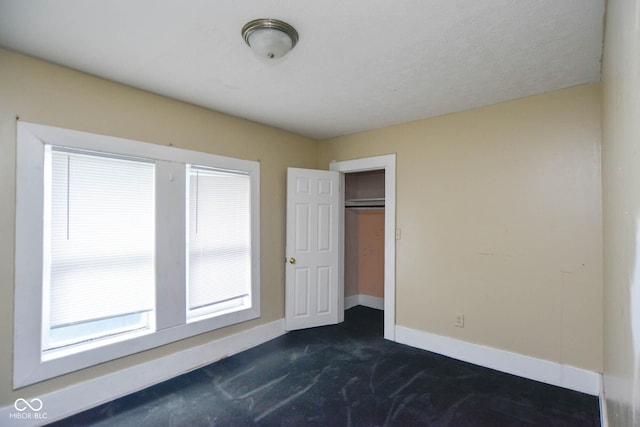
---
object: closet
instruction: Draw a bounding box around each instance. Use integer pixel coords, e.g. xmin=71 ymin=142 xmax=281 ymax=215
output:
xmin=344 ymin=170 xmax=385 ymax=309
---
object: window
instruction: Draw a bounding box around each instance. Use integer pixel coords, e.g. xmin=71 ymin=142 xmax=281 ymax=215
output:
xmin=186 ymin=166 xmax=251 ymax=321
xmin=43 ymin=147 xmax=156 ymax=357
xmin=14 ymin=122 xmax=260 ymax=388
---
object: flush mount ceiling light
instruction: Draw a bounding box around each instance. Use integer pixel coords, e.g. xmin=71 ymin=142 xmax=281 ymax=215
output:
xmin=241 ymin=18 xmax=299 ymax=59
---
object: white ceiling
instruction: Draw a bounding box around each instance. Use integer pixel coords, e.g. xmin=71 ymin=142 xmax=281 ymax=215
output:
xmin=0 ymin=1 xmax=604 ymax=140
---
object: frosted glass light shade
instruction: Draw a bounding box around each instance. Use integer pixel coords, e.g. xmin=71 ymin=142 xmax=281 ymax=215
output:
xmin=248 ymin=28 xmax=293 ymax=59
xmin=242 ymin=19 xmax=298 ymax=60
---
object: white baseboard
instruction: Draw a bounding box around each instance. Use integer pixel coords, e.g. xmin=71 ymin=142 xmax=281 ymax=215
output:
xmin=359 ymin=295 xmax=384 ymax=310
xmin=344 ymin=294 xmax=384 ymax=310
xmin=599 ymin=376 xmax=608 ymax=427
xmin=1 ymin=319 xmax=285 ymax=426
xmin=395 ymin=325 xmax=601 ymax=396
xmin=344 ymin=294 xmax=359 ymax=310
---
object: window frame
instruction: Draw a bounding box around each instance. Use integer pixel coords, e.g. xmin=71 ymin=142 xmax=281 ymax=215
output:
xmin=14 ymin=122 xmax=261 ymax=388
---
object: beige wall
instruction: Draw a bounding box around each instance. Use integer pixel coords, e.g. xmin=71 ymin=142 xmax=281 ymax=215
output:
xmin=602 ymin=0 xmax=640 ymax=424
xmin=319 ymin=84 xmax=603 ymax=372
xmin=0 ymin=48 xmax=317 ymax=406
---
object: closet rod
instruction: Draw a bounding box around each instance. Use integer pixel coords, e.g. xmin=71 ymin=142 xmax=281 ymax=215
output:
xmin=345 ymin=205 xmax=385 ymax=210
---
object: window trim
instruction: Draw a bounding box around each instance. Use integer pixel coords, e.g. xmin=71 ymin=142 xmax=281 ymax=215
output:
xmin=14 ymin=122 xmax=261 ymax=388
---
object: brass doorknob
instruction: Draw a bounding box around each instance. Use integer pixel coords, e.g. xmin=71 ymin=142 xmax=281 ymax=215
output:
xmin=289 ymin=257 xmax=296 ymax=264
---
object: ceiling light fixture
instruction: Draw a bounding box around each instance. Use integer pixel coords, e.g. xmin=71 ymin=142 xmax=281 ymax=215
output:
xmin=241 ymin=18 xmax=298 ymax=59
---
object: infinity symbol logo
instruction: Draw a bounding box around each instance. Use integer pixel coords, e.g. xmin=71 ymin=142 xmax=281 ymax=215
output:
xmin=14 ymin=398 xmax=43 ymax=412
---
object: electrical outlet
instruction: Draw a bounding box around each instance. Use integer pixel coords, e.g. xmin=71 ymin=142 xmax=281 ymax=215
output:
xmin=455 ymin=313 xmax=465 ymax=328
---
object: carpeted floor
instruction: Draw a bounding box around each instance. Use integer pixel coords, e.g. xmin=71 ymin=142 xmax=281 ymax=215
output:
xmin=49 ymin=306 xmax=600 ymax=426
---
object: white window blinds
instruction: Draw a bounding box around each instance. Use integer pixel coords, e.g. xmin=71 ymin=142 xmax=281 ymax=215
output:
xmin=187 ymin=166 xmax=251 ymax=318
xmin=44 ymin=146 xmax=155 ymax=347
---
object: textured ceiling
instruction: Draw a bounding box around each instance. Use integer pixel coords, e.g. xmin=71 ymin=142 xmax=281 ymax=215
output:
xmin=0 ymin=1 xmax=604 ymax=139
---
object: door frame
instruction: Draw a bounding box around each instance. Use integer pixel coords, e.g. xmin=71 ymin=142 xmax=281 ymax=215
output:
xmin=330 ymin=154 xmax=396 ymax=341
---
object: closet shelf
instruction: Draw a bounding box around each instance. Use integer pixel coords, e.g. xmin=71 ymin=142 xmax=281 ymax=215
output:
xmin=345 ymin=197 xmax=385 ymax=208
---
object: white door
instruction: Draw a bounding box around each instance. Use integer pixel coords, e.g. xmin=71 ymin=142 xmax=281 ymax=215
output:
xmin=285 ymin=168 xmax=340 ymax=331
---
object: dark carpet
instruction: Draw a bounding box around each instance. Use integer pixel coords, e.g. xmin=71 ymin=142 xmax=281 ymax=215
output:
xmin=49 ymin=306 xmax=600 ymax=426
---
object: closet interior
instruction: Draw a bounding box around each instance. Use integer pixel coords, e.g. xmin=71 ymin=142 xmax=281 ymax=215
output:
xmin=344 ymin=170 xmax=385 ymax=309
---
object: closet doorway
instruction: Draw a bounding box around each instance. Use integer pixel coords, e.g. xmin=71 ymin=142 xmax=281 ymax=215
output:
xmin=344 ymin=170 xmax=385 ymax=312
xmin=330 ymin=154 xmax=396 ymax=341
